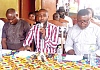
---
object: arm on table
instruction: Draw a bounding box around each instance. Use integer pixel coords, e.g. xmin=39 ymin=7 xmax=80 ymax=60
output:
xmin=23 ymin=29 xmax=34 ymax=51
xmin=1 ymin=38 xmax=7 ymax=49
xmin=24 ymin=46 xmax=32 ymax=51
xmin=64 ymin=28 xmax=75 ymax=55
xmin=66 ymin=49 xmax=76 ymax=55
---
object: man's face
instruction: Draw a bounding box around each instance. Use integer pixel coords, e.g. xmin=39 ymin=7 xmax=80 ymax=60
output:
xmin=59 ymin=11 xmax=65 ymax=16
xmin=38 ymin=10 xmax=48 ymax=24
xmin=77 ymin=15 xmax=90 ymax=29
xmin=6 ymin=13 xmax=18 ymax=25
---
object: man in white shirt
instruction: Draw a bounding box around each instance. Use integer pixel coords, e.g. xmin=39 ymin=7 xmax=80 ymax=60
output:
xmin=0 ymin=20 xmax=4 ymax=48
xmin=58 ymin=7 xmax=73 ymax=32
xmin=64 ymin=9 xmax=100 ymax=55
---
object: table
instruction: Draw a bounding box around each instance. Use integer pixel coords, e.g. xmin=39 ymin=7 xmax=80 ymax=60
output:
xmin=1 ymin=50 xmax=100 ymax=70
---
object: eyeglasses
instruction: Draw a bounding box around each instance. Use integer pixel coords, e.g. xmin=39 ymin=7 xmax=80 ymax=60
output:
xmin=77 ymin=20 xmax=89 ymax=23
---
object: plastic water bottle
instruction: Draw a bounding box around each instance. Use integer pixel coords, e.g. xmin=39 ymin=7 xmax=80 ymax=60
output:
xmin=90 ymin=52 xmax=96 ymax=66
xmin=89 ymin=45 xmax=96 ymax=67
xmin=57 ymin=46 xmax=62 ymax=62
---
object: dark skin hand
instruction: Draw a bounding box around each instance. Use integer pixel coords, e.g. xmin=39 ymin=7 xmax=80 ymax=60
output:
xmin=24 ymin=46 xmax=32 ymax=51
xmin=18 ymin=46 xmax=25 ymax=51
xmin=39 ymin=27 xmax=46 ymax=39
xmin=66 ymin=49 xmax=76 ymax=55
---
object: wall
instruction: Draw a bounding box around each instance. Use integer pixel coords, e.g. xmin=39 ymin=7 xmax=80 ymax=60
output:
xmin=42 ymin=0 xmax=56 ymax=20
xmin=0 ymin=0 xmax=56 ymax=19
xmin=0 ymin=0 xmax=19 ymax=18
xmin=35 ymin=0 xmax=41 ymax=11
xmin=20 ymin=0 xmax=35 ymax=19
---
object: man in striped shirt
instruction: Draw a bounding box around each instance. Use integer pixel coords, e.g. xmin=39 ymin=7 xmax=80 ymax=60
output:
xmin=23 ymin=9 xmax=59 ymax=54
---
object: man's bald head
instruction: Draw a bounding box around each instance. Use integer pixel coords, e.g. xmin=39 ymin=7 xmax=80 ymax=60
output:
xmin=6 ymin=8 xmax=16 ymax=15
xmin=6 ymin=8 xmax=18 ymax=25
xmin=38 ymin=9 xmax=48 ymax=13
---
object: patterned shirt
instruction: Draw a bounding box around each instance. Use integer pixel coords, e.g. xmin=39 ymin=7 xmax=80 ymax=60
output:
xmin=23 ymin=22 xmax=59 ymax=54
xmin=2 ymin=19 xmax=30 ymax=50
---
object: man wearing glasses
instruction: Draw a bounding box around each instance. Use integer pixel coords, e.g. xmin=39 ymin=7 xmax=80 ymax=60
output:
xmin=1 ymin=8 xmax=30 ymax=51
xmin=64 ymin=9 xmax=100 ymax=55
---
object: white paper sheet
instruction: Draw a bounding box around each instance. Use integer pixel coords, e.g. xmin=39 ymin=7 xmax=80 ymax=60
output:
xmin=14 ymin=51 xmax=37 ymax=58
xmin=64 ymin=55 xmax=83 ymax=61
xmin=2 ymin=49 xmax=12 ymax=55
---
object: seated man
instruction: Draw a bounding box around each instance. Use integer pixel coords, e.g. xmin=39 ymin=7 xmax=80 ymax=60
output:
xmin=1 ymin=8 xmax=31 ymax=51
xmin=57 ymin=7 xmax=73 ymax=29
xmin=23 ymin=9 xmax=59 ymax=54
xmin=64 ymin=9 xmax=100 ymax=55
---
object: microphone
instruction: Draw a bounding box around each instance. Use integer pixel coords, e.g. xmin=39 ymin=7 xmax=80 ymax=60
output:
xmin=36 ymin=22 xmax=43 ymax=28
xmin=38 ymin=23 xmax=43 ymax=39
xmin=36 ymin=22 xmax=43 ymax=39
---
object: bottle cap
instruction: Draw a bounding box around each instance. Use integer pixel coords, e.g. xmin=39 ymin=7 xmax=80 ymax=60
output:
xmin=58 ymin=45 xmax=62 ymax=48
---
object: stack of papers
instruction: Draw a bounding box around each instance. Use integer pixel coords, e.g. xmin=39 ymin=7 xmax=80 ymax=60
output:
xmin=64 ymin=55 xmax=83 ymax=61
xmin=2 ymin=49 xmax=12 ymax=55
xmin=14 ymin=51 xmax=37 ymax=58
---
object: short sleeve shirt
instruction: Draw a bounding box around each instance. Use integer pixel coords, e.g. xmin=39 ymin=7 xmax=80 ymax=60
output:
xmin=2 ymin=19 xmax=30 ymax=50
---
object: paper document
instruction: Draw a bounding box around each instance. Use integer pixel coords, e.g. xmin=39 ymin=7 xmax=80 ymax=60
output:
xmin=14 ymin=51 xmax=37 ymax=58
xmin=2 ymin=49 xmax=11 ymax=55
xmin=64 ymin=55 xmax=83 ymax=61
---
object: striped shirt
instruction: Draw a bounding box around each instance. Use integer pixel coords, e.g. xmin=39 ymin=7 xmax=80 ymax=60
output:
xmin=23 ymin=22 xmax=59 ymax=54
